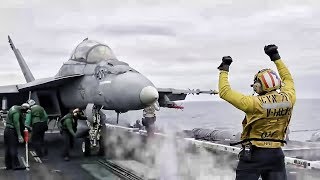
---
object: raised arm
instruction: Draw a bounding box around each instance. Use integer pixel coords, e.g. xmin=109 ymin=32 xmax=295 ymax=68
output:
xmin=218 ymin=56 xmax=254 ymax=113
xmin=274 ymin=60 xmax=296 ymax=104
xmin=264 ymin=45 xmax=296 ymax=105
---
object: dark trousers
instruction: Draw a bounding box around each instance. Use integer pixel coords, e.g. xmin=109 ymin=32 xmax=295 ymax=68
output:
xmin=142 ymin=117 xmax=156 ymax=136
xmin=32 ymin=122 xmax=48 ymax=157
xmin=62 ymin=130 xmax=74 ymax=157
xmin=236 ymin=147 xmax=287 ymax=180
xmin=4 ymin=127 xmax=20 ymax=169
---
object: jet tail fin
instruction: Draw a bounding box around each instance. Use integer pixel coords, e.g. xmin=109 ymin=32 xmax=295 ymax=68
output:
xmin=8 ymin=35 xmax=35 ymax=83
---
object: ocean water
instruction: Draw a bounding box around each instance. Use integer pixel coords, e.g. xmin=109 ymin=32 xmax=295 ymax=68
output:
xmin=117 ymin=99 xmax=320 ymax=142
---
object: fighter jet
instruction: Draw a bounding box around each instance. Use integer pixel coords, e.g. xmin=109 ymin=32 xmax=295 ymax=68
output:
xmin=0 ymin=36 xmax=218 ymax=155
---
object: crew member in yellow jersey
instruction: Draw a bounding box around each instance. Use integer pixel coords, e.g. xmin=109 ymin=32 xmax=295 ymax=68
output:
xmin=217 ymin=44 xmax=295 ymax=180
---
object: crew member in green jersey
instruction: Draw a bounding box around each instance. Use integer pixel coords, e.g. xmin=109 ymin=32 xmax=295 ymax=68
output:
xmin=4 ymin=104 xmax=29 ymax=170
xmin=25 ymin=99 xmax=49 ymax=157
xmin=58 ymin=108 xmax=83 ymax=161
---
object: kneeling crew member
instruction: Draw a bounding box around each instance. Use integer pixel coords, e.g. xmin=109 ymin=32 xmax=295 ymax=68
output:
xmin=25 ymin=99 xmax=49 ymax=157
xmin=217 ymin=44 xmax=295 ymax=180
xmin=59 ymin=108 xmax=79 ymax=161
xmin=4 ymin=104 xmax=28 ymax=170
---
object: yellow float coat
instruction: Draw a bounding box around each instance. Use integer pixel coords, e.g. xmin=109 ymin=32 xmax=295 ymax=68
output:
xmin=219 ymin=59 xmax=296 ymax=148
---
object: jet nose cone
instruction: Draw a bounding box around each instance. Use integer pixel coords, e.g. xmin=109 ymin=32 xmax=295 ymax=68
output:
xmin=102 ymin=71 xmax=158 ymax=111
xmin=140 ymin=86 xmax=159 ymax=105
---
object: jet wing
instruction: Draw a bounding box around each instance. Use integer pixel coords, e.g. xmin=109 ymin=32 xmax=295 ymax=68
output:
xmin=157 ymin=88 xmax=218 ymax=108
xmin=17 ymin=74 xmax=84 ymax=91
xmin=0 ymin=74 xmax=84 ymax=109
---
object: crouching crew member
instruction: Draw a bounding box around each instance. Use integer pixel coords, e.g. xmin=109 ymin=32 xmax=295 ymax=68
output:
xmin=59 ymin=108 xmax=80 ymax=161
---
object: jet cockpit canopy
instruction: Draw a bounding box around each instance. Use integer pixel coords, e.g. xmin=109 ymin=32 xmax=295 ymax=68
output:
xmin=70 ymin=39 xmax=117 ymax=63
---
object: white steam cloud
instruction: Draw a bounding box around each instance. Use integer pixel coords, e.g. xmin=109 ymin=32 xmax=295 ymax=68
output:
xmin=103 ymin=126 xmax=237 ymax=179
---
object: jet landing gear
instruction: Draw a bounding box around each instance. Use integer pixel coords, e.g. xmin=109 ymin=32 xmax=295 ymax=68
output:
xmin=82 ymin=104 xmax=105 ymax=156
xmin=142 ymin=117 xmax=156 ymax=137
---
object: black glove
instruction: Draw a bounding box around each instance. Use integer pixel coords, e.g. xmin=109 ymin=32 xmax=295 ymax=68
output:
xmin=264 ymin=44 xmax=281 ymax=61
xmin=217 ymin=56 xmax=233 ymax=71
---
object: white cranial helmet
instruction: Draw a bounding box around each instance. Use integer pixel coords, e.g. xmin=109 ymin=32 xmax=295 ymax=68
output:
xmin=28 ymin=99 xmax=36 ymax=106
xmin=73 ymin=108 xmax=80 ymax=114
xmin=21 ymin=103 xmax=30 ymax=109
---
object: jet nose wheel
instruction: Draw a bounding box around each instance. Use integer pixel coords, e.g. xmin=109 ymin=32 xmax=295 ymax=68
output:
xmin=82 ymin=104 xmax=106 ymax=157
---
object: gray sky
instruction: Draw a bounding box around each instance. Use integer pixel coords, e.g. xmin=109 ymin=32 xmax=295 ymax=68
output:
xmin=1 ymin=0 xmax=320 ymax=101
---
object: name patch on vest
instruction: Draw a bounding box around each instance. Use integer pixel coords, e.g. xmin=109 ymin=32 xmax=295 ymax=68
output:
xmin=258 ymin=94 xmax=291 ymax=117
xmin=266 ymin=107 xmax=291 ymax=117
xmin=258 ymin=94 xmax=289 ymax=104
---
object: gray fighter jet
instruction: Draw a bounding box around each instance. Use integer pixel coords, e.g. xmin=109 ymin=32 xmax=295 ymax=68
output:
xmin=0 ymin=36 xmax=218 ymax=155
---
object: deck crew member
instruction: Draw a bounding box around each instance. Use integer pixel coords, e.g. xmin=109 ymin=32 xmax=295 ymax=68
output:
xmin=133 ymin=120 xmax=142 ymax=130
xmin=72 ymin=108 xmax=87 ymax=121
xmin=142 ymin=102 xmax=160 ymax=136
xmin=217 ymin=44 xmax=296 ymax=180
xmin=25 ymin=99 xmax=49 ymax=157
xmin=4 ymin=104 xmax=29 ymax=170
xmin=58 ymin=108 xmax=81 ymax=161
